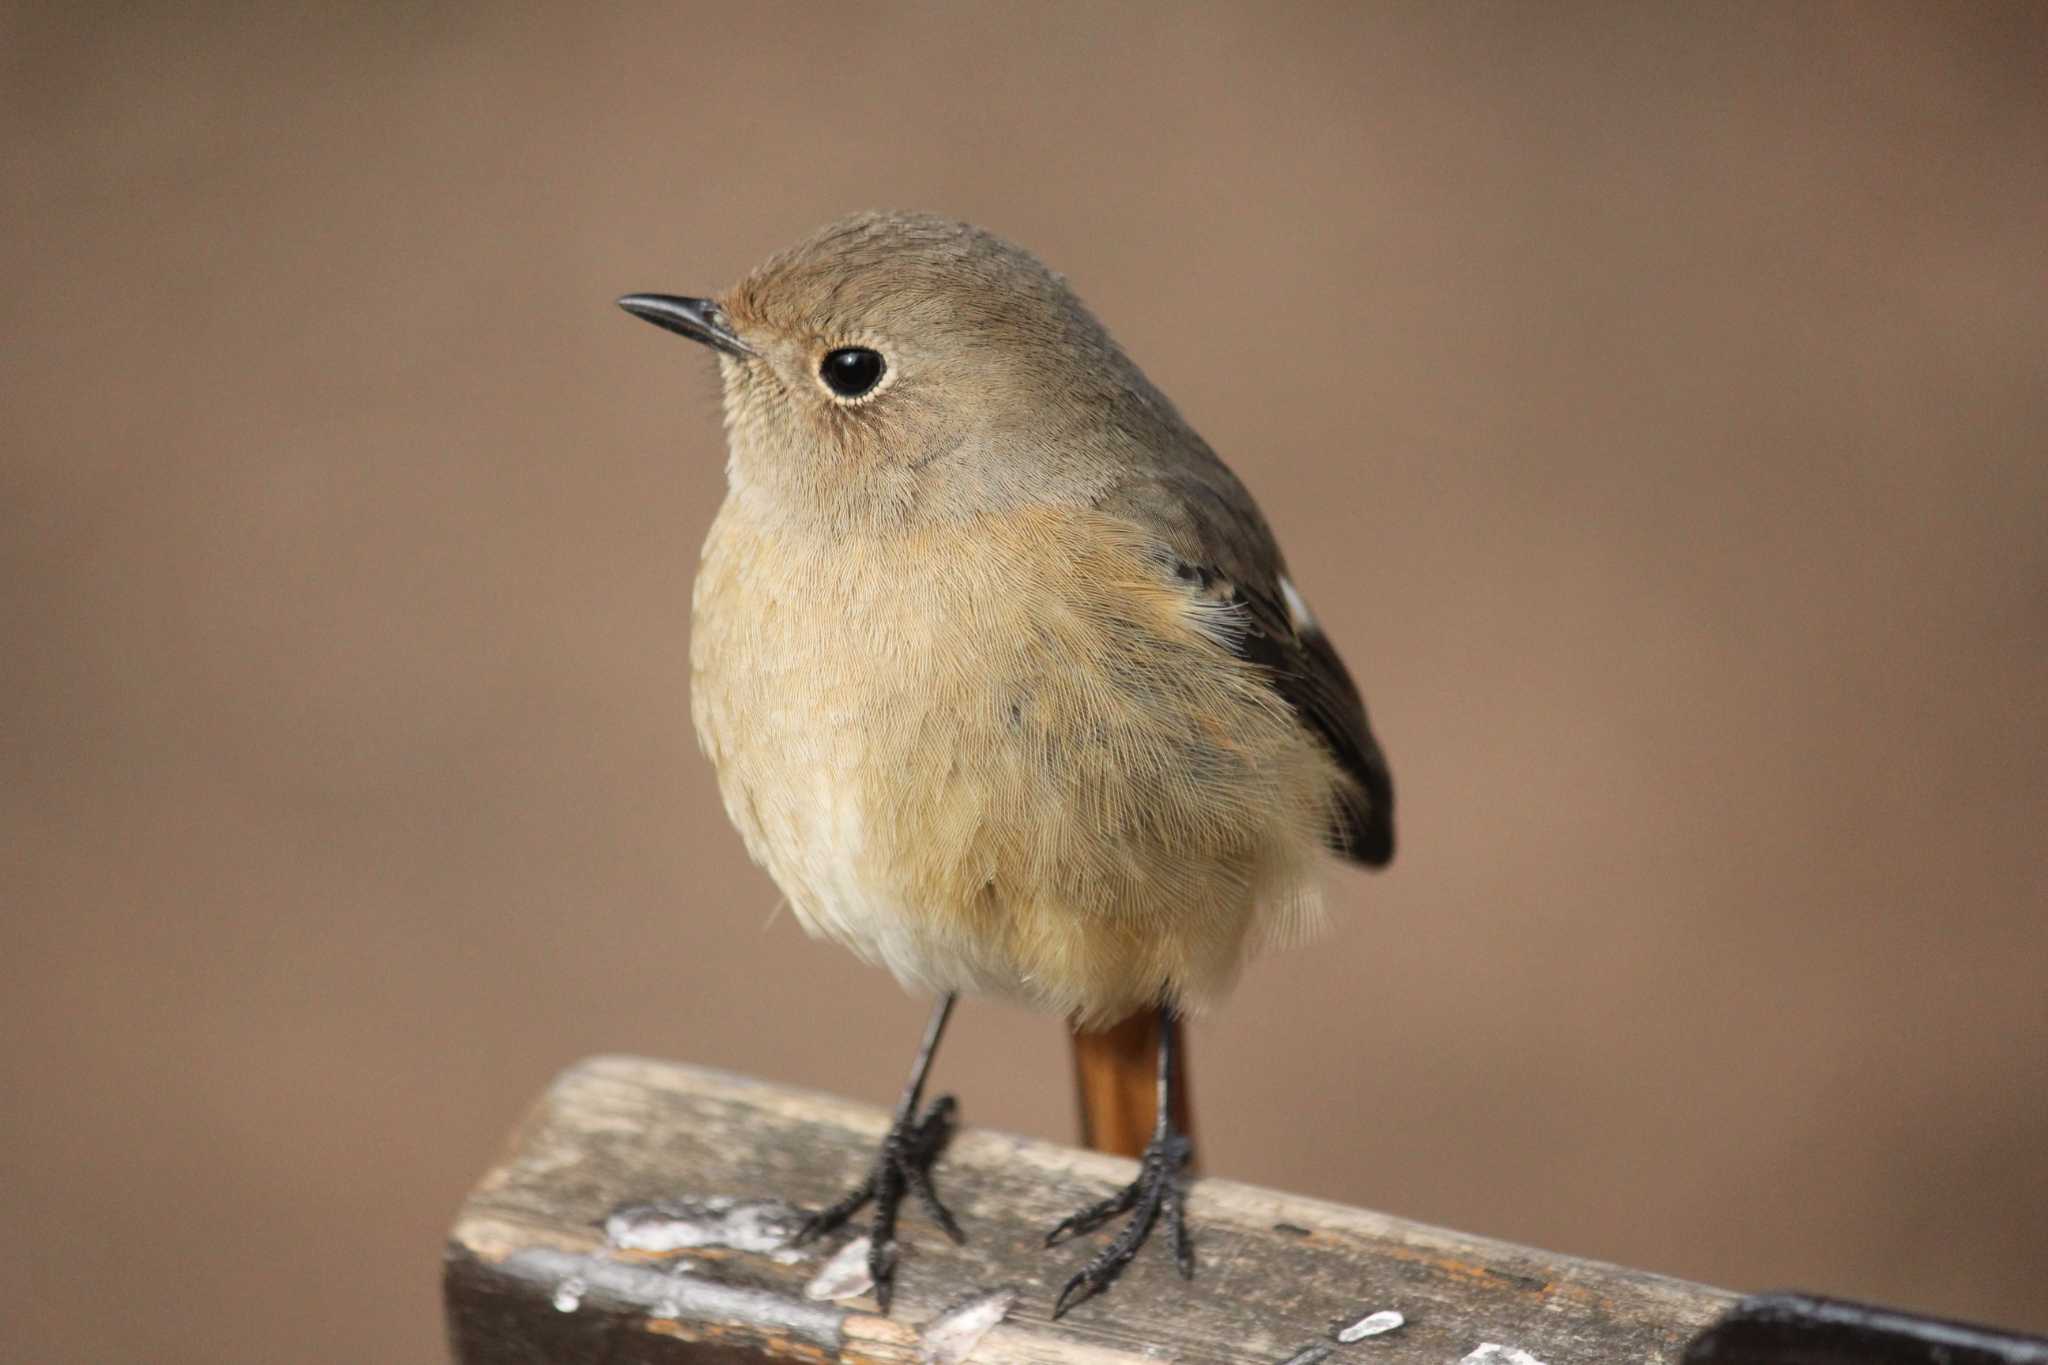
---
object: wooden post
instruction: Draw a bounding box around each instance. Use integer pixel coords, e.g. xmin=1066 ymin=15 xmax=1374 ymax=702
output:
xmin=446 ymin=1056 xmax=1735 ymax=1363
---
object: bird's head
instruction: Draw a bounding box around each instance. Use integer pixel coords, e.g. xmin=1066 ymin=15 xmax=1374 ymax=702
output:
xmin=620 ymin=211 xmax=1175 ymax=528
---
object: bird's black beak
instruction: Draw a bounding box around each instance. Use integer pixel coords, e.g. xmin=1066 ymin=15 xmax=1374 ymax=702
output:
xmin=616 ymin=293 xmax=756 ymax=358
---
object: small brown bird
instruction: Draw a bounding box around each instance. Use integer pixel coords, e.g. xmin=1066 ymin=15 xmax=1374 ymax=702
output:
xmin=619 ymin=212 xmax=1393 ymax=1317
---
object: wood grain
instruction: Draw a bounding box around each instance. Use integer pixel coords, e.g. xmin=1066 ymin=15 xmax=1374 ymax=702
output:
xmin=446 ymin=1056 xmax=1734 ymax=1364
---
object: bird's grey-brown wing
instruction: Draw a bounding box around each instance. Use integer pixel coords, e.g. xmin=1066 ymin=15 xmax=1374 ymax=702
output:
xmin=1098 ymin=471 xmax=1395 ymax=868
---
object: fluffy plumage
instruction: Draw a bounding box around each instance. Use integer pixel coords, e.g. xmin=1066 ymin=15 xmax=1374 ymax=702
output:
xmin=685 ymin=212 xmax=1393 ymax=1026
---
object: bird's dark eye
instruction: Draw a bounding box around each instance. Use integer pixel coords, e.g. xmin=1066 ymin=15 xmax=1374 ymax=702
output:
xmin=820 ymin=347 xmax=886 ymax=399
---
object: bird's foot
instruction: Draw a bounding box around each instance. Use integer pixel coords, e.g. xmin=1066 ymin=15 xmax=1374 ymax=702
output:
xmin=793 ymin=1094 xmax=963 ymax=1313
xmin=1044 ymin=1127 xmax=1194 ymax=1319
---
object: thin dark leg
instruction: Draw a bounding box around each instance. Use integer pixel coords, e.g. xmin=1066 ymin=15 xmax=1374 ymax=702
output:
xmin=1045 ymin=1003 xmax=1194 ymax=1319
xmin=895 ymin=992 xmax=955 ymax=1125
xmin=794 ymin=994 xmax=962 ymax=1313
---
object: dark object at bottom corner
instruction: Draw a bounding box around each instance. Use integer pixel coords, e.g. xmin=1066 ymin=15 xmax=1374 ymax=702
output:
xmin=1686 ymin=1292 xmax=2048 ymax=1365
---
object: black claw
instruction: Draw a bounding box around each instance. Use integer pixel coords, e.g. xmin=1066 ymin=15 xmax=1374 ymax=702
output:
xmin=794 ymin=1171 xmax=875 ymax=1245
xmin=801 ymin=1094 xmax=961 ymax=1312
xmin=868 ymin=1234 xmax=899 ymax=1314
xmin=1168 ymin=1180 xmax=1193 ymax=1279
xmin=1045 ymin=1126 xmax=1194 ymax=1319
xmin=1053 ymin=1269 xmax=1095 ymax=1321
xmin=911 ymin=1165 xmax=966 ymax=1243
xmin=1043 ymin=1183 xmax=1137 ymax=1246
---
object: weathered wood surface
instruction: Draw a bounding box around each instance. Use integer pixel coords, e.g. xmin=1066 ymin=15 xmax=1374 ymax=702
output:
xmin=446 ymin=1056 xmax=1734 ymax=1364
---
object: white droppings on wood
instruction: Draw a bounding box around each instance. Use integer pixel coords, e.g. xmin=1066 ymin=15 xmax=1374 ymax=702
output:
xmin=551 ymin=1274 xmax=587 ymax=1313
xmin=1462 ymin=1346 xmax=1550 ymax=1365
xmin=1338 ymin=1309 xmax=1405 ymax=1341
xmin=803 ymin=1236 xmax=875 ymax=1301
xmin=604 ymin=1196 xmax=803 ymax=1256
xmin=650 ymin=1264 xmax=694 ymax=1320
xmin=919 ymin=1289 xmax=1016 ymax=1364
xmin=503 ymin=1245 xmax=845 ymax=1345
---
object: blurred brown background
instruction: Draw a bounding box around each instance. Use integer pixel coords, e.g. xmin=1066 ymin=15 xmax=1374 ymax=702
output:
xmin=5 ymin=4 xmax=2045 ymax=1362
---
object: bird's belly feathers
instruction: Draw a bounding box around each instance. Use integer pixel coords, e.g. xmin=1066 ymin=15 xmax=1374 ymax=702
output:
xmin=690 ymin=501 xmax=1342 ymax=1024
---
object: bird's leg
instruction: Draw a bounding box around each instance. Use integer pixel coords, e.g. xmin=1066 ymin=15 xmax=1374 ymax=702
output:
xmin=793 ymin=993 xmax=963 ymax=1313
xmin=1045 ymin=1004 xmax=1194 ymax=1319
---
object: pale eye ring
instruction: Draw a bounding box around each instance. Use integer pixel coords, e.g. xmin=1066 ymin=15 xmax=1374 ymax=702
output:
xmin=819 ymin=347 xmax=885 ymax=399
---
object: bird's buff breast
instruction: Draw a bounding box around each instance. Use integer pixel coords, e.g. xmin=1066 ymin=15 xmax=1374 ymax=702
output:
xmin=688 ymin=499 xmax=1336 ymax=1024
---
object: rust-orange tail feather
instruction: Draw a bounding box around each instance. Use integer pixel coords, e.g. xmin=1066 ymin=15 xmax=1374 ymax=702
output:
xmin=1070 ymin=1011 xmax=1194 ymax=1161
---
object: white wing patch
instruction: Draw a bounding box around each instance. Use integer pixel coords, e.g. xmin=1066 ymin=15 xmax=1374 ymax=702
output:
xmin=1278 ymin=575 xmax=1316 ymax=633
